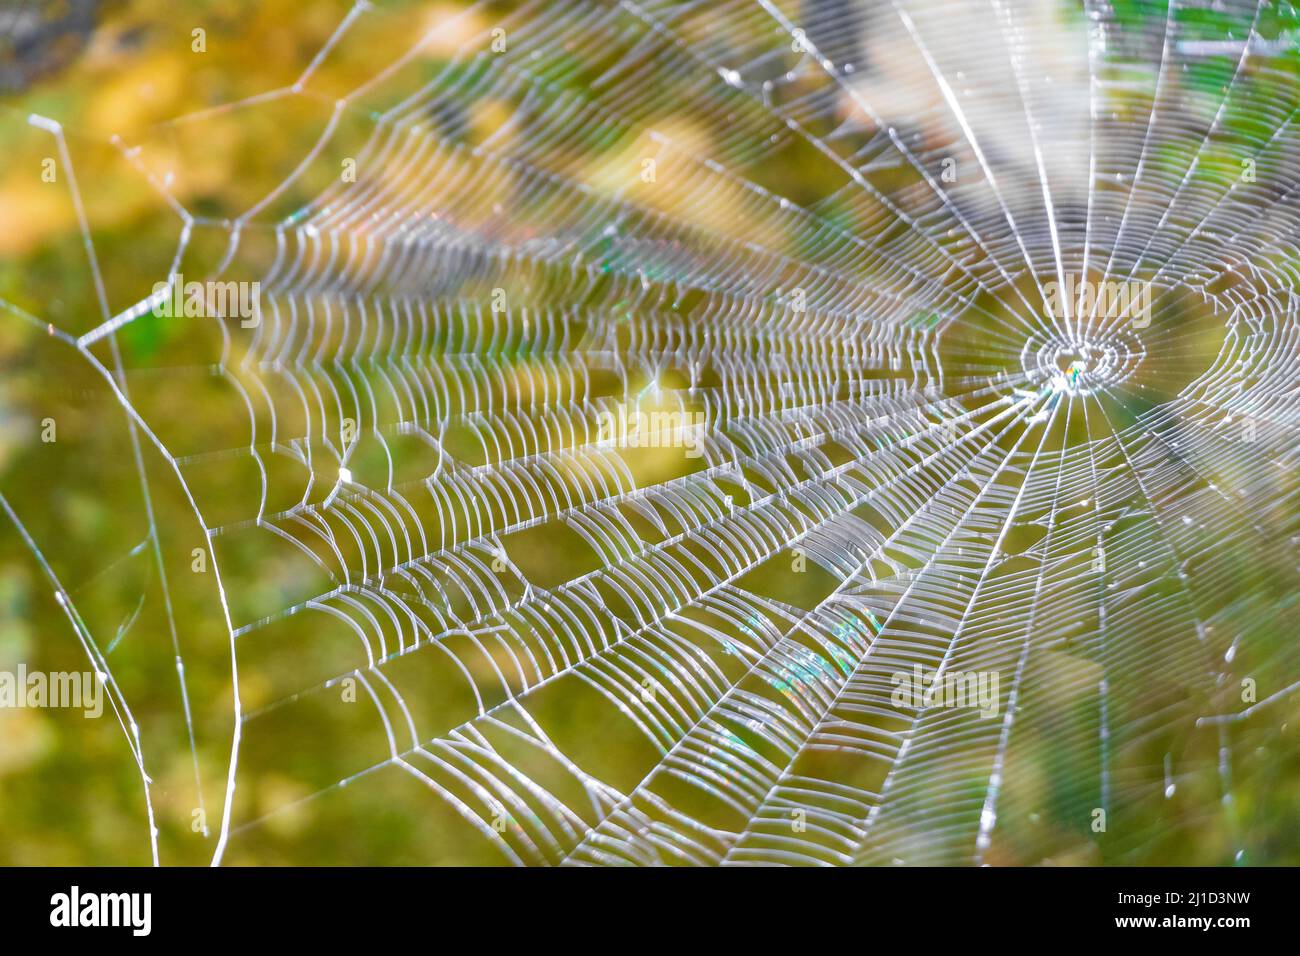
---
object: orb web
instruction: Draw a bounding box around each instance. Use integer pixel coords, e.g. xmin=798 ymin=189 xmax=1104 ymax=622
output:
xmin=1 ymin=0 xmax=1297 ymax=866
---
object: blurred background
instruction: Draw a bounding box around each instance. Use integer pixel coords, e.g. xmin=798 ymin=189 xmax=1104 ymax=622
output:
xmin=1 ymin=0 xmax=1297 ymax=866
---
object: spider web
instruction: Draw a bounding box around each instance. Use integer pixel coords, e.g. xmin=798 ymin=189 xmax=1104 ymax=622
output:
xmin=1 ymin=0 xmax=1298 ymax=866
